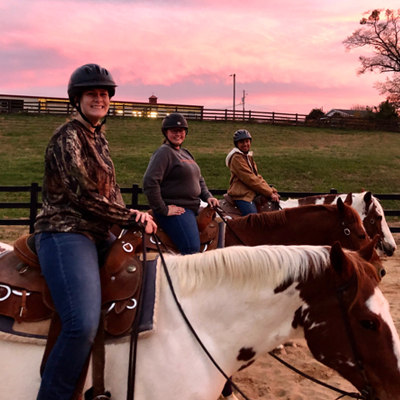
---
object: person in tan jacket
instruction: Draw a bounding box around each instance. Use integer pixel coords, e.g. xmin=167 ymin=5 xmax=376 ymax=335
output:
xmin=226 ymin=129 xmax=280 ymax=215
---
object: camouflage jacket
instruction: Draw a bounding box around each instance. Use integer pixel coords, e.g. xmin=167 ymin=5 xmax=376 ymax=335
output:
xmin=34 ymin=119 xmax=137 ymax=243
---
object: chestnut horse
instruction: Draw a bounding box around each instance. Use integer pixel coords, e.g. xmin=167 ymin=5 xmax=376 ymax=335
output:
xmin=224 ymin=198 xmax=369 ymax=250
xmin=280 ymin=191 xmax=396 ymax=256
xmin=0 ymin=240 xmax=398 ymax=399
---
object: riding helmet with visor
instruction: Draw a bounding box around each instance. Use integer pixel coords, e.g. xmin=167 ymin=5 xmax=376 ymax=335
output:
xmin=233 ymin=129 xmax=252 ymax=146
xmin=68 ymin=63 xmax=117 ymax=129
xmin=161 ymin=113 xmax=188 ymax=135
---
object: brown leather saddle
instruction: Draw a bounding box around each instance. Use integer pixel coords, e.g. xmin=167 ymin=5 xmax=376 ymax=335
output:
xmin=144 ymin=206 xmax=220 ymax=253
xmin=219 ymin=193 xmax=280 ymax=219
xmin=0 ymin=230 xmax=144 ymax=337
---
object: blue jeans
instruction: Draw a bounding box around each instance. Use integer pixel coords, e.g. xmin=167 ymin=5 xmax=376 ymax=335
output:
xmin=154 ymin=209 xmax=200 ymax=255
xmin=235 ymin=199 xmax=258 ymax=216
xmin=35 ymin=232 xmax=102 ymax=400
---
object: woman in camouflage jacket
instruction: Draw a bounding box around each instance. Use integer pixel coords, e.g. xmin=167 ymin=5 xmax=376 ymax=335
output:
xmin=34 ymin=64 xmax=156 ymax=400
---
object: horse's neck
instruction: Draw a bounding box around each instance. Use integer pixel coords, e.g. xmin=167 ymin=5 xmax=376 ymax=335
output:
xmin=164 ymin=275 xmax=305 ymax=370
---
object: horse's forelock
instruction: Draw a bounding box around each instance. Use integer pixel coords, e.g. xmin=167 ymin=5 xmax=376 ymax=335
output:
xmin=371 ymin=196 xmax=384 ymax=217
xmin=342 ymin=249 xmax=380 ymax=310
xmin=168 ymin=245 xmax=331 ymax=294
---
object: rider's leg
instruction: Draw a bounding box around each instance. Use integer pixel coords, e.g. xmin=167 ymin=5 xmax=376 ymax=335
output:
xmin=154 ymin=209 xmax=200 ymax=255
xmin=235 ymin=199 xmax=258 ymax=216
xmin=35 ymin=232 xmax=101 ymax=400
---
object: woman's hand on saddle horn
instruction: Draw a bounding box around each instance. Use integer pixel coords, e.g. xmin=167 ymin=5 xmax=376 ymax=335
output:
xmin=270 ymin=192 xmax=280 ymax=202
xmin=129 ymin=209 xmax=158 ymax=234
xmin=207 ymin=197 xmax=219 ymax=208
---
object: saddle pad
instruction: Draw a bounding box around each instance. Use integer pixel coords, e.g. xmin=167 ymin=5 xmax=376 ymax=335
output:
xmin=0 ymin=257 xmax=160 ymax=345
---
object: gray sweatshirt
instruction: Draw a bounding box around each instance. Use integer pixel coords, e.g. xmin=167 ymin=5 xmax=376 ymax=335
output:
xmin=143 ymin=143 xmax=212 ymax=215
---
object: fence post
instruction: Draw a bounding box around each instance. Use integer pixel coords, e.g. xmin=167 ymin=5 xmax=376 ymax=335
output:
xmin=295 ymin=113 xmax=298 ymax=125
xmin=29 ymin=182 xmax=39 ymax=234
xmin=272 ymin=112 xmax=275 ymax=124
xmin=249 ymin=110 xmax=251 ymax=121
xmin=329 ymin=188 xmax=338 ymax=194
xmin=131 ymin=184 xmax=139 ymax=209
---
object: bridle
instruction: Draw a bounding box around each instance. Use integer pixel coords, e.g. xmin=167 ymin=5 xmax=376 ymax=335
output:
xmin=336 ymin=274 xmax=374 ymax=399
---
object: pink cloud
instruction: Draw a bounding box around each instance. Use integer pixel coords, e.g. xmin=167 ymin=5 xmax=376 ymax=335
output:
xmin=0 ymin=0 xmax=398 ymax=113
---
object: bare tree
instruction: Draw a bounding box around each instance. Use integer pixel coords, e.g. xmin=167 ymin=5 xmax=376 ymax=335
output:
xmin=343 ymin=9 xmax=400 ymax=106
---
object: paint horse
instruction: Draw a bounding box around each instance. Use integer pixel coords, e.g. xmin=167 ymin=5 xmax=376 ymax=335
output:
xmin=280 ymin=191 xmax=396 ymax=256
xmin=221 ymin=196 xmax=385 ymax=399
xmin=0 ymin=239 xmax=399 ymax=399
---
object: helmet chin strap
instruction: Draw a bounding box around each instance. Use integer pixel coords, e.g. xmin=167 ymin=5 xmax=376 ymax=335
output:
xmin=162 ymin=131 xmax=182 ymax=148
xmin=76 ymin=104 xmax=106 ymax=132
xmin=235 ymin=143 xmax=249 ymax=154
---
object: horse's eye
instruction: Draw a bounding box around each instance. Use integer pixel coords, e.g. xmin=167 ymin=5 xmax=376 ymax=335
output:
xmin=380 ymin=269 xmax=387 ymax=278
xmin=377 ymin=215 xmax=383 ymax=221
xmin=360 ymin=320 xmax=377 ymax=331
xmin=358 ymin=234 xmax=366 ymax=240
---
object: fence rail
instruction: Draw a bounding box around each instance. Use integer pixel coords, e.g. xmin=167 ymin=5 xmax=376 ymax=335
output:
xmin=2 ymin=98 xmax=400 ymax=130
xmin=1 ymin=184 xmax=399 ymax=233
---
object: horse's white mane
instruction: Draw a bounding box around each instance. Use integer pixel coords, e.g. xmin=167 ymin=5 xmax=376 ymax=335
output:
xmin=164 ymin=245 xmax=331 ymax=293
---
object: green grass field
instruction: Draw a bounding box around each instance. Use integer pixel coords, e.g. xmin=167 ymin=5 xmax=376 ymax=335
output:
xmin=1 ymin=113 xmax=400 ymax=223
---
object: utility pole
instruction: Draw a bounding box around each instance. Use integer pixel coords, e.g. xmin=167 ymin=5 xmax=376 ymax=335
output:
xmin=230 ymin=74 xmax=236 ymax=120
xmin=242 ymin=90 xmax=248 ymax=119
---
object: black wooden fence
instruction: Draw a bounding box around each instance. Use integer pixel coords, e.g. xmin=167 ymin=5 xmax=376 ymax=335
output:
xmin=2 ymin=98 xmax=399 ymax=131
xmin=1 ymin=184 xmax=400 ymax=233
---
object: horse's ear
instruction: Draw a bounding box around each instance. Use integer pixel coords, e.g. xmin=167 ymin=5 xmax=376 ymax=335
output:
xmin=336 ymin=197 xmax=350 ymax=217
xmin=358 ymin=234 xmax=380 ymax=262
xmin=344 ymin=193 xmax=352 ymax=205
xmin=330 ymin=241 xmax=353 ymax=280
xmin=363 ymin=191 xmax=372 ymax=207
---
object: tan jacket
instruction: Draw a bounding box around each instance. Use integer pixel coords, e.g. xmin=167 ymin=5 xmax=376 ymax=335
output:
xmin=226 ymin=148 xmax=277 ymax=202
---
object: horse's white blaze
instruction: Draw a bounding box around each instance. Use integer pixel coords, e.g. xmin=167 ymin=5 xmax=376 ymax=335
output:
xmin=367 ymin=288 xmax=400 ymax=371
xmin=372 ymin=197 xmax=397 ymax=252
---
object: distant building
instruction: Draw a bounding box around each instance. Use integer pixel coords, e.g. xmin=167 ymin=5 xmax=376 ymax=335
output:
xmin=0 ymin=94 xmax=203 ymax=119
xmin=324 ymin=109 xmax=369 ymax=118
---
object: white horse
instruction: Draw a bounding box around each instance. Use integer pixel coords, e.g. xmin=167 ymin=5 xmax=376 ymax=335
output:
xmin=280 ymin=191 xmax=397 ymax=256
xmin=0 ymin=241 xmax=399 ymax=400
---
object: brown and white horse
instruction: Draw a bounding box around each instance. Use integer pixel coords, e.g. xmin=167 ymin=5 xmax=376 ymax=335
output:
xmin=1 ymin=240 xmax=399 ymax=399
xmin=280 ymin=191 xmax=396 ymax=256
xmin=224 ymin=199 xmax=369 ymax=250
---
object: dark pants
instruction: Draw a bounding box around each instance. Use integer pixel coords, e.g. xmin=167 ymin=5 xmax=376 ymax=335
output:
xmin=235 ymin=199 xmax=257 ymax=216
xmin=154 ymin=208 xmax=200 ymax=255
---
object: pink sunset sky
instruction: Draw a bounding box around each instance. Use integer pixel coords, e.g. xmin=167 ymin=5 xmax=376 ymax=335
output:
xmin=0 ymin=0 xmax=398 ymax=114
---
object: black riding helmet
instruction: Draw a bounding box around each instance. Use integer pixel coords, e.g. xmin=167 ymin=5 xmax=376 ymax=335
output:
xmin=161 ymin=113 xmax=188 ymax=135
xmin=68 ymin=63 xmax=117 ymax=129
xmin=233 ymin=129 xmax=252 ymax=147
